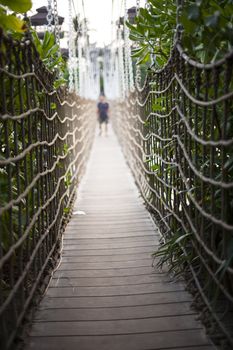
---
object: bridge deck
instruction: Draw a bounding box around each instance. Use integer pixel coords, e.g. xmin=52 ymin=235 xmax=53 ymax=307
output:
xmin=27 ymin=127 xmax=215 ymax=350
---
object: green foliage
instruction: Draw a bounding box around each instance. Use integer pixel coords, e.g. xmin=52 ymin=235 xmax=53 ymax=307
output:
xmin=152 ymin=230 xmax=194 ymax=276
xmin=181 ymin=0 xmax=233 ymax=63
xmin=127 ymin=0 xmax=176 ymax=68
xmin=32 ymin=31 xmax=67 ymax=88
xmin=63 ymin=207 xmax=70 ymax=214
xmin=0 ymin=0 xmax=67 ymax=87
xmin=0 ymin=0 xmax=32 ymax=34
xmin=32 ymin=31 xmax=65 ymax=73
xmin=1 ymin=0 xmax=32 ymax=12
xmin=215 ymin=237 xmax=233 ymax=282
xmin=0 ymin=12 xmax=27 ymax=33
xmin=128 ymin=0 xmax=233 ymax=67
xmin=152 ymin=96 xmax=166 ymax=112
xmin=64 ymin=171 xmax=72 ymax=189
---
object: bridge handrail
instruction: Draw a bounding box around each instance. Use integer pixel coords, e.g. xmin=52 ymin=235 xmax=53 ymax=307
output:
xmin=0 ymin=29 xmax=95 ymax=349
xmin=114 ymin=38 xmax=233 ymax=348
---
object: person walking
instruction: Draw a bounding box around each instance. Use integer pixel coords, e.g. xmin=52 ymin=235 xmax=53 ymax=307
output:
xmin=97 ymin=94 xmax=109 ymax=136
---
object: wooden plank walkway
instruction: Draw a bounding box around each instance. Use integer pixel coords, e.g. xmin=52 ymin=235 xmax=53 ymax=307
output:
xmin=26 ymin=127 xmax=215 ymax=350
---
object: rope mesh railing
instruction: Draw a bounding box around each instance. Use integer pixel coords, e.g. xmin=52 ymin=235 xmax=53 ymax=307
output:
xmin=114 ymin=43 xmax=233 ymax=348
xmin=0 ymin=29 xmax=95 ymax=349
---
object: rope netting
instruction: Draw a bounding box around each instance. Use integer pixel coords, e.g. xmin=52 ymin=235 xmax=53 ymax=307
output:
xmin=0 ymin=29 xmax=95 ymax=349
xmin=114 ymin=42 xmax=233 ymax=348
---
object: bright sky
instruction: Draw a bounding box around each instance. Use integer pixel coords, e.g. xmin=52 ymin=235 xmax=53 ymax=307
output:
xmin=31 ymin=0 xmax=144 ymax=47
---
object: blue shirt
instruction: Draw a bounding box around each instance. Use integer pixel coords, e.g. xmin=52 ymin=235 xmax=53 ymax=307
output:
xmin=97 ymin=102 xmax=109 ymax=117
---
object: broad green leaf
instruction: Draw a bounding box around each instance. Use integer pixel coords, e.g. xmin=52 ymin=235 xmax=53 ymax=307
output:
xmin=51 ymin=102 xmax=57 ymax=110
xmin=174 ymin=233 xmax=191 ymax=246
xmin=137 ymin=51 xmax=150 ymax=65
xmin=224 ymin=156 xmax=233 ymax=171
xmin=0 ymin=14 xmax=26 ymax=33
xmin=187 ymin=4 xmax=200 ymax=21
xmin=1 ymin=0 xmax=32 ymax=13
xmin=204 ymin=11 xmax=220 ymax=28
xmin=53 ymin=78 xmax=67 ymax=89
xmin=151 ymin=164 xmax=159 ymax=171
xmin=131 ymin=46 xmax=147 ymax=58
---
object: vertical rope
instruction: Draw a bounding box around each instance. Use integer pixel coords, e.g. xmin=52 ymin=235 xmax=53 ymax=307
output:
xmin=135 ymin=0 xmax=141 ymax=90
xmin=124 ymin=0 xmax=134 ymax=93
xmin=123 ymin=0 xmax=129 ymax=94
xmin=118 ymin=26 xmax=126 ymax=99
xmin=46 ymin=0 xmax=53 ymax=33
xmin=53 ymin=0 xmax=60 ymax=46
xmin=68 ymin=0 xmax=74 ymax=92
xmin=78 ymin=32 xmax=83 ymax=96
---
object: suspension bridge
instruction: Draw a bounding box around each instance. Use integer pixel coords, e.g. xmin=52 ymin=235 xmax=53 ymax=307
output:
xmin=0 ymin=1 xmax=233 ymax=350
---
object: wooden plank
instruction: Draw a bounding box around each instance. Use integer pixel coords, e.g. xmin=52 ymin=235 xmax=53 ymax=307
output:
xmin=67 ymin=226 xmax=154 ymax=231
xmin=62 ymin=241 xmax=158 ymax=250
xmin=74 ymin=204 xmax=145 ymax=209
xmin=26 ymin=333 xmax=214 ymax=350
xmin=39 ymin=291 xmax=192 ymax=309
xmin=69 ymin=210 xmax=150 ymax=215
xmin=62 ymin=246 xmax=155 ymax=256
xmin=74 ymin=220 xmax=155 ymax=225
xmin=69 ymin=218 xmax=153 ymax=223
xmin=69 ymin=214 xmax=151 ymax=219
xmin=65 ymin=229 xmax=157 ymax=235
xmin=34 ymin=302 xmax=195 ymax=322
xmin=63 ymin=236 xmax=157 ymax=244
xmin=57 ymin=260 xmax=153 ymax=269
xmin=46 ymin=282 xmax=185 ymax=298
xmin=61 ymin=254 xmax=153 ymax=263
xmin=64 ymin=233 xmax=157 ymax=239
xmin=70 ymin=221 xmax=154 ymax=227
xmin=30 ymin=315 xmax=203 ymax=337
xmin=53 ymin=266 xmax=160 ymax=278
xmin=49 ymin=274 xmax=173 ymax=287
